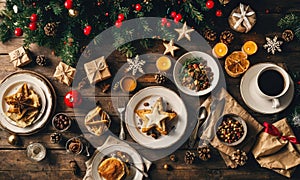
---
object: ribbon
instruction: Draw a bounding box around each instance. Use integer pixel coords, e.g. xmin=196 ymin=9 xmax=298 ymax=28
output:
xmin=9 ymin=48 xmax=27 ymax=67
xmin=232 ymin=3 xmax=255 ymax=33
xmin=263 ymin=122 xmax=299 ymax=144
xmin=54 ymin=62 xmax=75 ymax=86
xmin=85 ymin=57 xmax=108 ymax=82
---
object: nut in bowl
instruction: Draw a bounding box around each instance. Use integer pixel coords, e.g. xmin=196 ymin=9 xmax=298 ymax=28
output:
xmin=173 ymin=51 xmax=219 ymax=96
xmin=65 ymin=137 xmax=83 ymax=155
xmin=52 ymin=113 xmax=72 ymax=132
xmin=215 ymin=114 xmax=247 ymax=146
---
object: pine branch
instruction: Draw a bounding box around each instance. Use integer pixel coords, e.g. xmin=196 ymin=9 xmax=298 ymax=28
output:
xmin=278 ymin=13 xmax=300 ymax=40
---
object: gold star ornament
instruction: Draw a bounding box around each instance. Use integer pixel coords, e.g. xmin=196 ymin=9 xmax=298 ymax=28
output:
xmin=163 ymin=39 xmax=179 ymax=57
xmin=174 ymin=22 xmax=194 ymax=41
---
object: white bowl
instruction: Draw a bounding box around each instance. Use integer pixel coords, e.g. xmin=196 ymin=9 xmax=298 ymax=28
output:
xmin=173 ymin=51 xmax=220 ymax=96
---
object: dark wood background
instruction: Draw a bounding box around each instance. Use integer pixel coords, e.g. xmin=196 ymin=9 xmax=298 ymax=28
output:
xmin=0 ymin=0 xmax=300 ymax=179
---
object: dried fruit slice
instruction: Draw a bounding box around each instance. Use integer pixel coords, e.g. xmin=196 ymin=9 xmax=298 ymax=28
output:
xmin=225 ymin=51 xmax=250 ymax=77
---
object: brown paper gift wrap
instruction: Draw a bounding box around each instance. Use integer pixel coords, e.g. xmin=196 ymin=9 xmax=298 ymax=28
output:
xmin=53 ymin=62 xmax=76 ymax=86
xmin=228 ymin=3 xmax=256 ymax=33
xmin=252 ymin=119 xmax=300 ymax=178
xmin=84 ymin=56 xmax=111 ymax=84
xmin=8 ymin=47 xmax=32 ymax=67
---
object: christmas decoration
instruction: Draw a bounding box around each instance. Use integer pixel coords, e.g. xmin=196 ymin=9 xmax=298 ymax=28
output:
xmin=230 ymin=149 xmax=247 ymax=166
xmin=175 ymin=13 xmax=182 ymax=22
xmin=197 ymin=146 xmax=211 ymax=161
xmin=35 ymin=55 xmax=47 ymax=66
xmin=7 ymin=134 xmax=20 ymax=146
xmin=169 ymin=154 xmax=177 ymax=162
xmin=203 ymin=29 xmax=217 ymax=41
xmin=184 ymin=150 xmax=196 ymax=164
xmin=125 ymin=55 xmax=146 ymax=76
xmin=8 ymin=47 xmax=32 ymax=67
xmin=84 ymin=56 xmax=111 ymax=84
xmin=64 ymin=0 xmax=73 ymax=9
xmin=83 ymin=25 xmax=92 ymax=36
xmin=12 ymin=5 xmax=18 ymax=13
xmin=50 ymin=132 xmax=62 ymax=144
xmin=118 ymin=13 xmax=125 ymax=21
xmin=29 ymin=22 xmax=37 ymax=31
xmin=174 ymin=22 xmax=194 ymax=41
xmin=64 ymin=90 xmax=82 ymax=108
xmin=216 ymin=10 xmax=223 ymax=17
xmin=154 ymin=73 xmax=167 ymax=84
xmin=30 ymin=14 xmax=38 ymax=22
xmin=278 ymin=13 xmax=300 ymax=40
xmin=170 ymin=11 xmax=177 ymax=18
xmin=44 ymin=22 xmax=58 ymax=37
xmin=282 ymin=29 xmax=294 ymax=42
xmin=115 ymin=20 xmax=122 ymax=28
xmin=220 ymin=30 xmax=234 ymax=45
xmin=68 ymin=9 xmax=79 ymax=17
xmin=14 ymin=28 xmax=23 ymax=36
xmin=135 ymin=3 xmax=142 ymax=11
xmin=163 ymin=164 xmax=170 ymax=170
xmin=228 ymin=3 xmax=256 ymax=33
xmin=263 ymin=36 xmax=283 ymax=55
xmin=163 ymin=39 xmax=179 ymax=57
xmin=206 ymin=0 xmax=215 ymax=9
xmin=53 ymin=62 xmax=76 ymax=86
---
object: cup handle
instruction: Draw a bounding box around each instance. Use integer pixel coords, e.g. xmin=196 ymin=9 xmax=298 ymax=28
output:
xmin=272 ymin=98 xmax=280 ymax=109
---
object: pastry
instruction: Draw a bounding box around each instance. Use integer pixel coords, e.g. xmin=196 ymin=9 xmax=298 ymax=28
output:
xmin=98 ymin=157 xmax=125 ymax=180
xmin=85 ymin=106 xmax=110 ymax=136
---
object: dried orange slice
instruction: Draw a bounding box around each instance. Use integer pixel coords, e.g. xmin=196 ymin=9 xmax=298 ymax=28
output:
xmin=225 ymin=51 xmax=250 ymax=77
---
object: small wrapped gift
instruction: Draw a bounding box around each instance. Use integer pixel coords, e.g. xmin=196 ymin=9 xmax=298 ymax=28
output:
xmin=53 ymin=62 xmax=76 ymax=86
xmin=8 ymin=47 xmax=32 ymax=67
xmin=228 ymin=3 xmax=256 ymax=33
xmin=84 ymin=56 xmax=111 ymax=84
xmin=252 ymin=119 xmax=300 ymax=178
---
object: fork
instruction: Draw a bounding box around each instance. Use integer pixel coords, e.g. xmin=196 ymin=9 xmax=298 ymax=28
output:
xmin=117 ymin=98 xmax=126 ymax=140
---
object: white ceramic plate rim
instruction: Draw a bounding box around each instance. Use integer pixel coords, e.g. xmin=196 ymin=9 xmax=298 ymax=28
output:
xmin=173 ymin=51 xmax=220 ymax=96
xmin=91 ymin=144 xmax=144 ymax=180
xmin=125 ymin=86 xmax=188 ymax=149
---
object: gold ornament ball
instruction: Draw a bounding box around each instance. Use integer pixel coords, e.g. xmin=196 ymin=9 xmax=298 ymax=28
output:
xmin=8 ymin=134 xmax=19 ymax=146
xmin=163 ymin=164 xmax=170 ymax=170
xmin=68 ymin=9 xmax=79 ymax=17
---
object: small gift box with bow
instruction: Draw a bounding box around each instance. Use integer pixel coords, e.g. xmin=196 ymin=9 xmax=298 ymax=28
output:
xmin=53 ymin=62 xmax=76 ymax=86
xmin=8 ymin=47 xmax=32 ymax=67
xmin=228 ymin=3 xmax=256 ymax=33
xmin=84 ymin=56 xmax=111 ymax=84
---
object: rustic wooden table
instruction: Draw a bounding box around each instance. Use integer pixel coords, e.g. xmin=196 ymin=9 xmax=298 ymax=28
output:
xmin=0 ymin=0 xmax=300 ymax=179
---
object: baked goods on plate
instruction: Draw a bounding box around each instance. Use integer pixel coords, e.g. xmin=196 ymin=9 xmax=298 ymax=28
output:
xmin=98 ymin=157 xmax=126 ymax=180
xmin=85 ymin=105 xmax=110 ymax=136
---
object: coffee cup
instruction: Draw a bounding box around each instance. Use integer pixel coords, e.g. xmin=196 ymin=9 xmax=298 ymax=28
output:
xmin=255 ymin=65 xmax=290 ymax=109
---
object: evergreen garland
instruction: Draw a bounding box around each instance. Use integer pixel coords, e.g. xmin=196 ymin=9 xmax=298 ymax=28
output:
xmin=278 ymin=13 xmax=300 ymax=40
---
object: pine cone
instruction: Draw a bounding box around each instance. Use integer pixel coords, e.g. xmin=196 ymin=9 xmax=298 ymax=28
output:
xmin=35 ymin=55 xmax=47 ymax=66
xmin=154 ymin=73 xmax=167 ymax=84
xmin=282 ymin=29 xmax=294 ymax=42
xmin=44 ymin=22 xmax=58 ymax=36
xmin=220 ymin=30 xmax=234 ymax=45
xmin=197 ymin=146 xmax=211 ymax=161
xmin=203 ymin=29 xmax=217 ymax=42
xmin=230 ymin=149 xmax=248 ymax=166
xmin=184 ymin=151 xmax=196 ymax=164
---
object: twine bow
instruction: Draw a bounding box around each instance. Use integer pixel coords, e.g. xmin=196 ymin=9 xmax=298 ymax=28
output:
xmin=10 ymin=48 xmax=26 ymax=67
xmin=232 ymin=3 xmax=255 ymax=33
xmin=263 ymin=122 xmax=299 ymax=144
xmin=55 ymin=62 xmax=75 ymax=86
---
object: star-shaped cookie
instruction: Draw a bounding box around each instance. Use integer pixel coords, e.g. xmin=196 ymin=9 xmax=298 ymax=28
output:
xmin=174 ymin=22 xmax=194 ymax=41
xmin=135 ymin=97 xmax=177 ymax=135
xmin=163 ymin=39 xmax=179 ymax=57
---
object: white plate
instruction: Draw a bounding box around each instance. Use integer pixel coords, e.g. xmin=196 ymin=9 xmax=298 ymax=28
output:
xmin=0 ymin=73 xmax=53 ymax=134
xmin=240 ymin=63 xmax=294 ymax=114
xmin=125 ymin=86 xmax=188 ymax=149
xmin=92 ymin=144 xmax=144 ymax=180
xmin=0 ymin=78 xmax=47 ymax=127
xmin=173 ymin=51 xmax=220 ymax=96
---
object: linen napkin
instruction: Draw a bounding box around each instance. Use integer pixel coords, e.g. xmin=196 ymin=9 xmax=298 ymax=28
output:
xmin=83 ymin=136 xmax=151 ymax=180
xmin=202 ymin=88 xmax=263 ymax=168
xmin=252 ymin=118 xmax=300 ymax=178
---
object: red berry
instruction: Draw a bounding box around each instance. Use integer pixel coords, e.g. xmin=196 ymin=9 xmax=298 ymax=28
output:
xmin=161 ymin=22 xmax=165 ymax=27
xmin=30 ymin=13 xmax=38 ymax=22
xmin=206 ymin=0 xmax=215 ymax=9
xmin=166 ymin=22 xmax=171 ymax=27
xmin=115 ymin=20 xmax=122 ymax=28
xmin=105 ymin=12 xmax=109 ymax=16
xmin=174 ymin=18 xmax=179 ymax=24
xmin=297 ymin=81 xmax=300 ymax=85
xmin=216 ymin=9 xmax=222 ymax=17
xmin=64 ymin=90 xmax=82 ymax=108
xmin=135 ymin=4 xmax=142 ymax=11
xmin=64 ymin=0 xmax=73 ymax=9
xmin=161 ymin=17 xmax=167 ymax=25
xmin=97 ymin=2 xmax=101 ymax=6
xmin=29 ymin=22 xmax=37 ymax=31
xmin=14 ymin=28 xmax=23 ymax=36
xmin=170 ymin=11 xmax=177 ymax=18
xmin=265 ymin=9 xmax=270 ymax=14
xmin=84 ymin=25 xmax=92 ymax=36
xmin=175 ymin=13 xmax=182 ymax=21
xmin=118 ymin=13 xmax=125 ymax=21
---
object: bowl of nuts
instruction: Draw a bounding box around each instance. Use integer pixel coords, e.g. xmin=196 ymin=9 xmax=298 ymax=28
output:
xmin=215 ymin=114 xmax=247 ymax=146
xmin=52 ymin=113 xmax=72 ymax=132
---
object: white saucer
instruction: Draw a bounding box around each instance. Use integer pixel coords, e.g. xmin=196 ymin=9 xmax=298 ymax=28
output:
xmin=240 ymin=63 xmax=294 ymax=114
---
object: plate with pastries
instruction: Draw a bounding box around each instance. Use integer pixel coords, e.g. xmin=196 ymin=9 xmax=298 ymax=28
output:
xmin=0 ymin=71 xmax=55 ymax=135
xmin=91 ymin=144 xmax=144 ymax=180
xmin=125 ymin=86 xmax=188 ymax=149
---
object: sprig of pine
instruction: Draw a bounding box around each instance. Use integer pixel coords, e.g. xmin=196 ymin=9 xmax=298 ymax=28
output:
xmin=278 ymin=13 xmax=300 ymax=40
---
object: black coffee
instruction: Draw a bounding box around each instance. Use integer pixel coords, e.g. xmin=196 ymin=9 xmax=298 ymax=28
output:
xmin=258 ymin=69 xmax=285 ymax=96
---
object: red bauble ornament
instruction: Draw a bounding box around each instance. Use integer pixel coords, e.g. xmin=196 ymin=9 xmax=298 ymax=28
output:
xmin=206 ymin=0 xmax=215 ymax=9
xmin=105 ymin=12 xmax=109 ymax=16
xmin=64 ymin=90 xmax=82 ymax=108
xmin=216 ymin=10 xmax=223 ymax=17
xmin=135 ymin=4 xmax=142 ymax=11
xmin=29 ymin=22 xmax=37 ymax=31
xmin=175 ymin=13 xmax=182 ymax=21
xmin=30 ymin=14 xmax=38 ymax=22
xmin=161 ymin=17 xmax=167 ymax=25
xmin=166 ymin=22 xmax=171 ymax=28
xmin=14 ymin=28 xmax=23 ymax=36
xmin=64 ymin=0 xmax=73 ymax=9
xmin=83 ymin=25 xmax=92 ymax=36
xmin=174 ymin=18 xmax=179 ymax=24
xmin=170 ymin=11 xmax=177 ymax=18
xmin=115 ymin=20 xmax=122 ymax=28
xmin=118 ymin=13 xmax=125 ymax=21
